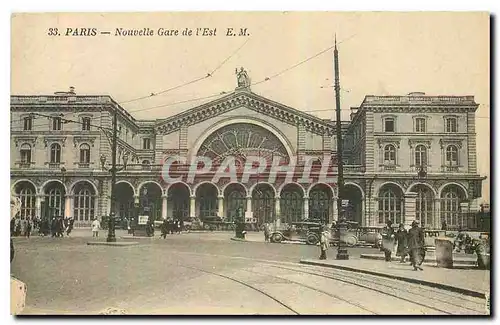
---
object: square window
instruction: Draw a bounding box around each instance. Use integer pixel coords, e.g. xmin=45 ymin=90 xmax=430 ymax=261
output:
xmin=446 ymin=118 xmax=458 ymax=133
xmin=23 ymin=117 xmax=33 ymax=131
xmin=415 ymin=118 xmax=426 ymax=132
xmin=52 ymin=117 xmax=62 ymax=131
xmin=384 ymin=119 xmax=395 ymax=132
xmin=82 ymin=117 xmax=91 ymax=131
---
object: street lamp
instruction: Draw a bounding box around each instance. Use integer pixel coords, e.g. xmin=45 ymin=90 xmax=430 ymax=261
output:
xmin=100 ymin=152 xmax=129 ymax=242
xmin=336 ymin=200 xmax=349 ymax=260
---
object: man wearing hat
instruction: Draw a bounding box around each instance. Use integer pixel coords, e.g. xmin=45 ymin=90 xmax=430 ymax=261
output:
xmin=408 ymin=220 xmax=425 ymax=271
xmin=381 ymin=220 xmax=395 ymax=262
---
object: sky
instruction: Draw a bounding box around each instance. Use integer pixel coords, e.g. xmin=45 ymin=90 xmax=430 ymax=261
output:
xmin=10 ymin=12 xmax=490 ymax=201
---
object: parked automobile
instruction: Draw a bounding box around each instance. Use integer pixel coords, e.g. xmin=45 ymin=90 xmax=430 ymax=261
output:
xmin=270 ymin=221 xmax=322 ymax=245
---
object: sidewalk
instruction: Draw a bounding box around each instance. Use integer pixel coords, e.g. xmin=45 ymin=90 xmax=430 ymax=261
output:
xmin=300 ymin=257 xmax=490 ymax=298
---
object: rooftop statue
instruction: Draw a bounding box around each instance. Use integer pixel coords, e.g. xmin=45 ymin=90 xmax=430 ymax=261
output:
xmin=235 ymin=67 xmax=251 ymax=89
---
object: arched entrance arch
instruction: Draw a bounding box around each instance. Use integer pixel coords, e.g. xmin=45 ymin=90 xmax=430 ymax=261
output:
xmin=137 ymin=182 xmax=163 ymax=221
xmin=410 ymin=184 xmax=435 ymax=229
xmin=195 ymin=182 xmax=218 ymax=218
xmin=43 ymin=180 xmax=67 ymax=220
xmin=13 ymin=181 xmax=36 ymax=219
xmin=72 ymin=181 xmax=97 ymax=223
xmin=115 ymin=182 xmax=135 ymax=223
xmin=224 ymin=183 xmax=247 ymax=222
xmin=252 ymin=183 xmax=275 ymax=225
xmin=343 ymin=183 xmax=364 ymax=225
xmin=308 ymin=183 xmax=333 ymax=223
xmin=167 ymin=182 xmax=191 ymax=221
xmin=440 ymin=184 xmax=467 ymax=229
xmin=377 ymin=183 xmax=404 ymax=225
xmin=280 ymin=183 xmax=304 ymax=224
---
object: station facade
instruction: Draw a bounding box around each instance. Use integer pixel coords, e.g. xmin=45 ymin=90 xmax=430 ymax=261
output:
xmin=10 ymin=72 xmax=484 ymax=229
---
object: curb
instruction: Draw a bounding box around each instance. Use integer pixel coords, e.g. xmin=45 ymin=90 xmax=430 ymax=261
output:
xmin=87 ymin=241 xmax=139 ymax=246
xmin=299 ymin=260 xmax=486 ymax=299
xmin=360 ymin=254 xmax=477 ymax=266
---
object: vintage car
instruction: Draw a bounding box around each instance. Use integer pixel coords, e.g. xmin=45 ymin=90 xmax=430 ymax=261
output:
xmin=270 ymin=221 xmax=322 ymax=245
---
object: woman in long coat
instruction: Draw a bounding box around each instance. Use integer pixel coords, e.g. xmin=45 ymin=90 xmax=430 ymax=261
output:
xmin=395 ymin=223 xmax=408 ymax=263
xmin=408 ymin=220 xmax=425 ymax=271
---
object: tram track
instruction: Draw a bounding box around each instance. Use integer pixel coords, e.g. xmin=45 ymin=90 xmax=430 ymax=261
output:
xmin=179 ymin=265 xmax=300 ymax=315
xmin=264 ymin=264 xmax=485 ymax=315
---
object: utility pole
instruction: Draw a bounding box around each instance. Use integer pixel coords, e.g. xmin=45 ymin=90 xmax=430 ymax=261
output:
xmin=334 ymin=35 xmax=349 ymax=260
xmin=334 ymin=36 xmax=344 ymax=221
xmin=107 ymin=107 xmax=119 ymax=242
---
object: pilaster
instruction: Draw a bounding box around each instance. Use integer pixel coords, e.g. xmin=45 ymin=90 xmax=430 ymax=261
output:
xmin=297 ymin=123 xmax=306 ymax=164
xmin=404 ymin=192 xmax=417 ymax=229
xmin=364 ymin=111 xmax=375 ymax=172
xmin=467 ymin=111 xmax=477 ymax=173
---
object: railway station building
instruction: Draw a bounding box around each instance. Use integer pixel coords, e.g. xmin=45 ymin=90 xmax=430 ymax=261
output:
xmin=10 ymin=71 xmax=485 ymax=229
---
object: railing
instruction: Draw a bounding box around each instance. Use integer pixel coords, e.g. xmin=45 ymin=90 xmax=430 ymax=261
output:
xmin=11 ymin=96 xmax=111 ymax=104
xmin=442 ymin=165 xmax=459 ymax=172
xmin=382 ymin=165 xmax=397 ymax=171
xmin=364 ymin=95 xmax=475 ymax=104
xmin=48 ymin=162 xmax=62 ymax=169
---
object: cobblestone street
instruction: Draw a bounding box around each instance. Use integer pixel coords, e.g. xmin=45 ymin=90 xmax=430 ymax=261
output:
xmin=11 ymin=231 xmax=489 ymax=315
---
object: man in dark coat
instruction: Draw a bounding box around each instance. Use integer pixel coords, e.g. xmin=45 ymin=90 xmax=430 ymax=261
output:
xmin=51 ymin=217 xmax=57 ymax=237
xmin=160 ymin=219 xmax=168 ymax=239
xmin=408 ymin=220 xmax=425 ymax=271
xmin=381 ymin=220 xmax=395 ymax=262
xmin=395 ymin=223 xmax=408 ymax=263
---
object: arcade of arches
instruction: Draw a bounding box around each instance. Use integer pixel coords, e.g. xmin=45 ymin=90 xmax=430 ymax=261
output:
xmin=12 ymin=179 xmax=470 ymax=229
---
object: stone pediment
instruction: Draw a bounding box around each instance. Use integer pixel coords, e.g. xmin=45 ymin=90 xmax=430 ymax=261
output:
xmin=155 ymin=91 xmax=335 ymax=136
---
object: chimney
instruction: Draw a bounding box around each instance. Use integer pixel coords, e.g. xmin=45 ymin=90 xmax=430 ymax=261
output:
xmin=408 ymin=92 xmax=425 ymax=96
xmin=69 ymin=86 xmax=75 ymax=94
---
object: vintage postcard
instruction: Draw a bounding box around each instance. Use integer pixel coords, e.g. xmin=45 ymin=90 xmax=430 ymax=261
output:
xmin=9 ymin=12 xmax=490 ymax=315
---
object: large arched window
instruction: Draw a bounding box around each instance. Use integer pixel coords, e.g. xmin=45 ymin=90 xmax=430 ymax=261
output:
xmin=79 ymin=144 xmax=91 ymax=164
xmin=16 ymin=183 xmax=36 ymax=219
xmin=50 ymin=143 xmax=61 ymax=163
xmin=378 ymin=185 xmax=403 ymax=224
xmin=281 ymin=188 xmax=303 ymax=224
xmin=20 ymin=143 xmax=32 ymax=164
xmin=415 ymin=145 xmax=427 ymax=167
xmin=414 ymin=185 xmax=434 ymax=228
xmin=73 ymin=183 xmax=96 ymax=221
xmin=384 ymin=144 xmax=396 ymax=164
xmin=440 ymin=185 xmax=465 ymax=228
xmin=47 ymin=186 xmax=65 ymax=217
xmin=446 ymin=145 xmax=459 ymax=166
xmin=309 ymin=184 xmax=332 ymax=223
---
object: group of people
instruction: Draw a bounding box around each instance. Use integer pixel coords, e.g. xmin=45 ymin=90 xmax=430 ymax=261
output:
xmin=159 ymin=218 xmax=184 ymax=239
xmin=382 ymin=220 xmax=426 ymax=271
xmin=10 ymin=215 xmax=75 ymax=238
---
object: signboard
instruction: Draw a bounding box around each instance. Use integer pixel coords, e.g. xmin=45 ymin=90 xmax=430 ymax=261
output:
xmin=138 ymin=215 xmax=149 ymax=225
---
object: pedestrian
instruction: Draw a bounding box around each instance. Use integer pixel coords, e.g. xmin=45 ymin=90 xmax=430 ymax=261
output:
xmin=408 ymin=220 xmax=425 ymax=271
xmin=381 ymin=220 xmax=395 ymax=262
xmin=66 ymin=217 xmax=74 ymax=236
xmin=441 ymin=220 xmax=447 ymax=231
xmin=91 ymin=217 xmax=101 ymax=237
xmin=56 ymin=216 xmax=65 ymax=237
xmin=175 ymin=219 xmax=181 ymax=234
xmin=263 ymin=223 xmax=270 ymax=242
xmin=160 ymin=219 xmax=168 ymax=239
xmin=25 ymin=217 xmax=32 ymax=239
xmin=10 ymin=218 xmax=16 ymax=237
xmin=395 ymin=223 xmax=408 ymax=263
xmin=51 ymin=217 xmax=57 ymax=237
xmin=318 ymin=225 xmax=329 ymax=260
xmin=15 ymin=217 xmax=21 ymax=237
